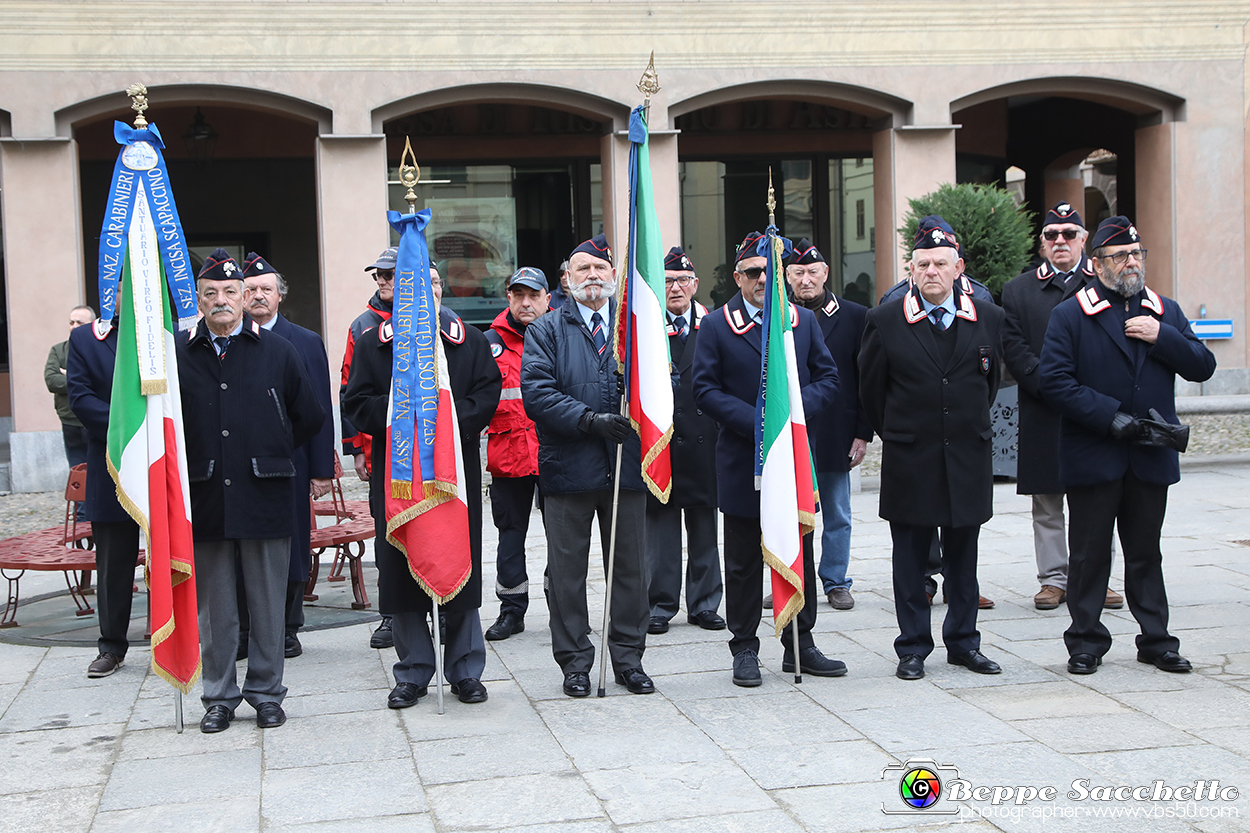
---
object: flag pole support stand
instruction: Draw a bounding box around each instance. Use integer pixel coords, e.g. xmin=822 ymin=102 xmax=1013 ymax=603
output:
xmin=791 ymin=614 xmax=802 ymax=684
xmin=174 ymin=691 xmax=184 ymax=733
xmin=596 ymin=437 xmax=626 ymax=698
xmin=432 ymin=605 xmax=445 ymax=714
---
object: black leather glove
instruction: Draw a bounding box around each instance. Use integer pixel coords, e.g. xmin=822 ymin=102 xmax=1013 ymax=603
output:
xmin=581 ymin=412 xmax=632 ymax=444
xmin=1108 ymin=411 xmax=1144 ymax=441
xmin=1134 ymin=407 xmax=1190 ymax=452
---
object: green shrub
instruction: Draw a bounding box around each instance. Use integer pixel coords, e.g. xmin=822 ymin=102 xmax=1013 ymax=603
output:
xmin=899 ymin=183 xmax=1035 ymax=297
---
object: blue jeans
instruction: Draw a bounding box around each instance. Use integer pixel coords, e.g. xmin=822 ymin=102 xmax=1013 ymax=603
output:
xmin=816 ymin=470 xmax=853 ymax=593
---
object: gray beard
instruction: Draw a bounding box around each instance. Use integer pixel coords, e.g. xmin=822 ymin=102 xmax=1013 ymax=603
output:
xmin=1110 ymin=267 xmax=1145 ymax=298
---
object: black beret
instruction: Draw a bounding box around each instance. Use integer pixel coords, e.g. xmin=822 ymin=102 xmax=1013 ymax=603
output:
xmin=1090 ymin=216 xmax=1142 ymax=250
xmin=1044 ymin=201 xmax=1084 ymax=229
xmin=734 ymin=231 xmax=766 ymax=264
xmin=786 ymin=238 xmax=826 ymax=266
xmin=570 ymin=234 xmax=613 ymax=266
xmin=198 ymin=248 xmax=241 ymax=281
xmin=913 ymin=215 xmax=959 ymax=251
xmin=241 ymin=252 xmax=278 ymax=280
xmin=664 ymin=246 xmax=695 ymax=272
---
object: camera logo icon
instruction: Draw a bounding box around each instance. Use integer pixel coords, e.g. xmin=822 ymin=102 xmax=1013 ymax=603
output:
xmin=882 ymin=759 xmax=960 ymax=815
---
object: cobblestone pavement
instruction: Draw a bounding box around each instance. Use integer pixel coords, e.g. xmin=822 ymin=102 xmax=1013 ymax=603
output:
xmin=1 ymin=458 xmax=1249 ymax=831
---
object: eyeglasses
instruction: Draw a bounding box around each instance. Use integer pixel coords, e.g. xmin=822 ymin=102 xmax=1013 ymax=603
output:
xmin=664 ymin=276 xmax=694 ymax=287
xmin=1043 ymin=229 xmax=1082 ymax=241
xmin=1101 ymin=249 xmax=1148 ymax=266
xmin=737 ymin=266 xmax=766 ymax=279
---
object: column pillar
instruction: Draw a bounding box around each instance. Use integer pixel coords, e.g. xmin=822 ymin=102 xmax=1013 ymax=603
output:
xmin=872 ymin=126 xmax=958 ymax=293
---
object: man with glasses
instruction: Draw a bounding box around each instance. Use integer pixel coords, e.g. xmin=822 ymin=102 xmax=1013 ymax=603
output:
xmin=644 ymin=246 xmax=724 ymax=635
xmin=692 ymin=232 xmax=845 ymax=687
xmin=1040 ymin=216 xmax=1215 ymax=676
xmin=1003 ymin=204 xmax=1124 ymax=612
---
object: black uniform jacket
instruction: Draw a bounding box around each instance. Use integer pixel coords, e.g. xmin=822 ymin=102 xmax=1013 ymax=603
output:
xmin=67 ymin=321 xmax=133 ymax=524
xmin=520 ymin=299 xmax=645 ymax=496
xmin=1001 ymin=257 xmax=1095 ymax=494
xmin=177 ymin=314 xmax=325 ymax=541
xmin=691 ymin=291 xmax=839 ymax=518
xmin=343 ymin=307 xmax=502 ymax=614
xmin=648 ymin=302 xmax=717 ymax=510
xmin=860 ymin=288 xmax=1004 ymax=528
xmin=805 ymin=290 xmax=872 ymax=474
xmin=1039 ymin=280 xmax=1215 ymax=488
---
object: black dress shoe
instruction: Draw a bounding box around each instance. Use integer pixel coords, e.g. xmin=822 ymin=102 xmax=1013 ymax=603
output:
xmin=563 ymin=671 xmax=591 ymax=697
xmin=485 ymin=611 xmax=524 ymax=641
xmin=614 ymin=667 xmax=655 ymax=694
xmin=284 ymin=633 xmax=302 ymax=659
xmin=647 ymin=616 xmax=670 ymax=634
xmin=1138 ymin=650 xmax=1192 ymax=673
xmin=199 ymin=705 xmax=234 ymax=733
xmin=732 ymin=649 xmax=762 ymax=687
xmin=450 ymin=678 xmax=489 ymax=703
xmin=1068 ymin=653 xmax=1102 ymax=675
xmin=947 ymin=649 xmax=1001 ymax=674
xmin=782 ymin=646 xmax=848 ymax=677
xmin=370 ymin=616 xmax=394 ymax=649
xmin=256 ymin=702 xmax=286 ymax=728
xmin=387 ymin=682 xmax=427 ymax=709
xmin=896 ymin=655 xmax=925 ymax=680
xmin=687 ymin=610 xmax=727 ymax=630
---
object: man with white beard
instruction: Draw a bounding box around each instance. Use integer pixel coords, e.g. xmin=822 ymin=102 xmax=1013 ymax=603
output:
xmin=1039 ymin=216 xmax=1215 ymax=676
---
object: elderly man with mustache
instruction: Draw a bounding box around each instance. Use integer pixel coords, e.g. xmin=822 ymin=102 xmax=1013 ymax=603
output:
xmin=1040 ymin=217 xmax=1215 ymax=676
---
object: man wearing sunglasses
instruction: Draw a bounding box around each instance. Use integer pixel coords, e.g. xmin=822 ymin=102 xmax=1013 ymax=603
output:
xmin=1002 ymin=203 xmax=1124 ymax=613
xmin=1039 ymin=216 xmax=1215 ymax=676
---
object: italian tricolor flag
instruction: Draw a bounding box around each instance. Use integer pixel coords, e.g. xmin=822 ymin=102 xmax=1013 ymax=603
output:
xmin=758 ymin=230 xmax=817 ymax=634
xmin=615 ymin=104 xmax=673 ymax=500
xmin=106 ymin=179 xmax=200 ymax=692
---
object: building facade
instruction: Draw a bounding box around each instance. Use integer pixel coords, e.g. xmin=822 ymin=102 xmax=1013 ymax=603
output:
xmin=2 ymin=1 xmax=1247 ymax=490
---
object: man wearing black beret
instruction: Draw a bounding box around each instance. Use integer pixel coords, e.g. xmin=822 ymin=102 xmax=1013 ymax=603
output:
xmin=1040 ymin=216 xmax=1215 ymax=675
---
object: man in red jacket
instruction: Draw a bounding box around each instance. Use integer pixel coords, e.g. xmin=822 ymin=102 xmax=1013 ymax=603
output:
xmin=483 ymin=267 xmax=550 ymax=640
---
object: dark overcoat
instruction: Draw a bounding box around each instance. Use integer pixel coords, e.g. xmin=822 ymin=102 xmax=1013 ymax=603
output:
xmin=270 ymin=313 xmax=337 ymax=581
xmin=343 ymin=307 xmax=502 ymax=614
xmin=520 ymin=299 xmax=645 ymax=495
xmin=1001 ymin=258 xmax=1095 ymax=494
xmin=177 ymin=314 xmax=325 ymax=541
xmin=859 ymin=288 xmax=1004 ymax=528
xmin=805 ymin=290 xmax=872 ymax=474
xmin=691 ymin=291 xmax=840 ymax=518
xmin=648 ymin=302 xmax=717 ymax=510
xmin=66 ymin=322 xmax=132 ymax=524
xmin=1038 ymin=280 xmax=1215 ymax=488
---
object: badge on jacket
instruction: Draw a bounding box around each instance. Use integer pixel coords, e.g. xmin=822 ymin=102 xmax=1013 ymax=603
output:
xmin=979 ymin=345 xmax=992 ymax=375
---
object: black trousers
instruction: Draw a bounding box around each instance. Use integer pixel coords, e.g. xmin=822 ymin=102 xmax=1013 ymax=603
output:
xmin=94 ymin=520 xmax=142 ymax=657
xmin=722 ymin=513 xmax=817 ymax=658
xmin=891 ymin=522 xmax=981 ymax=659
xmin=1065 ymin=471 xmax=1175 ymax=658
xmin=490 ymin=475 xmax=541 ymax=616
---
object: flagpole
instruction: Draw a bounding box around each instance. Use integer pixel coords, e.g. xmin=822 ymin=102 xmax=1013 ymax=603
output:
xmin=766 ymin=171 xmax=803 ymax=685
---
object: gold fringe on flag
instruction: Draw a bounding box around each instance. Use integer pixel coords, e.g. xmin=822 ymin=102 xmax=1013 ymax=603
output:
xmin=391 ymin=480 xmax=413 ymax=500
xmin=140 ymin=379 xmax=167 ymax=396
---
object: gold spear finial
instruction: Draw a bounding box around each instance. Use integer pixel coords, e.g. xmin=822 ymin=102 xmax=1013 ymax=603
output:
xmin=767 ymin=167 xmax=777 ymax=227
xmin=126 ymin=83 xmax=149 ymax=129
xmin=399 ymin=136 xmax=421 ymax=213
xmin=637 ymin=51 xmax=661 ymax=101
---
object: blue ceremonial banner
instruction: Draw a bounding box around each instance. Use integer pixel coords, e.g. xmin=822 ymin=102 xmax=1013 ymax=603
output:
xmin=97 ymin=121 xmax=198 ymax=331
xmin=753 ymin=227 xmax=792 ymax=483
xmin=386 ymin=208 xmax=436 ymax=497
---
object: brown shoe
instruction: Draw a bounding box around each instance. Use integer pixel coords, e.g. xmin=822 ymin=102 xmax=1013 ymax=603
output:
xmin=978 ymin=596 xmax=995 ymax=610
xmin=1034 ymin=585 xmax=1066 ymax=610
xmin=87 ymin=652 xmax=124 ymax=678
xmin=1104 ymin=588 xmax=1124 ymax=609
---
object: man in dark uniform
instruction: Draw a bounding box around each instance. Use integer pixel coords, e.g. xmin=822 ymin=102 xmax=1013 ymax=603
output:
xmin=343 ymin=267 xmax=502 ymax=706
xmin=692 ymin=231 xmax=846 ymax=687
xmin=483 ymin=267 xmax=550 ymax=641
xmin=68 ymin=315 xmax=142 ymax=679
xmin=645 ymin=246 xmax=724 ymax=635
xmin=1002 ymin=204 xmax=1124 ymax=612
xmin=520 ymin=234 xmax=655 ymax=697
xmin=784 ymin=238 xmax=871 ymax=611
xmin=179 ymin=249 xmax=324 ymax=733
xmin=860 ymin=220 xmax=1005 ymax=681
xmin=1039 ymin=216 xmax=1215 ymax=675
xmin=241 ymin=253 xmax=335 ymax=658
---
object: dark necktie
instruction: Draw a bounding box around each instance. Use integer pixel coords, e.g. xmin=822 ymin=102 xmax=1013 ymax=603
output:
xmin=213 ymin=335 xmax=230 ymax=359
xmin=673 ymin=315 xmax=688 ymax=343
xmin=929 ymin=309 xmax=948 ymax=331
xmin=590 ymin=312 xmax=606 ymax=355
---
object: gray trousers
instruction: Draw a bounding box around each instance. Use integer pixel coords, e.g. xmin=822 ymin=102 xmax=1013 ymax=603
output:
xmin=545 ymin=490 xmax=648 ymax=675
xmin=195 ymin=538 xmax=289 ymax=711
xmin=391 ymin=610 xmax=486 ymax=686
xmin=645 ymin=502 xmax=722 ymax=620
xmin=1033 ymin=493 xmax=1069 ymax=590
